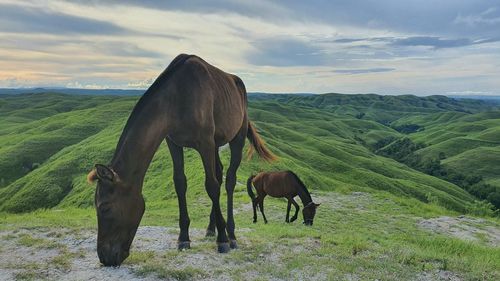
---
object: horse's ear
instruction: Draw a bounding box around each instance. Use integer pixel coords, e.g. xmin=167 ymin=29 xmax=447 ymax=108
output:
xmin=87 ymin=169 xmax=98 ymax=184
xmin=95 ymin=164 xmax=114 ymax=182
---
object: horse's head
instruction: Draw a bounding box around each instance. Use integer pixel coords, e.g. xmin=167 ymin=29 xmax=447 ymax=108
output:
xmin=302 ymin=202 xmax=320 ymax=226
xmin=88 ymin=164 xmax=145 ymax=266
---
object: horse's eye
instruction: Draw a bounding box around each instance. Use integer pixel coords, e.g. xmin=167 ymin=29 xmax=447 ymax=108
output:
xmin=100 ymin=207 xmax=111 ymax=214
xmin=98 ymin=202 xmax=112 ymax=215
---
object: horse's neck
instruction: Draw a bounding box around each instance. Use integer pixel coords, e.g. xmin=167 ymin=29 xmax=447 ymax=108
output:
xmin=111 ymin=94 xmax=167 ymax=187
xmin=296 ymin=186 xmax=312 ymax=207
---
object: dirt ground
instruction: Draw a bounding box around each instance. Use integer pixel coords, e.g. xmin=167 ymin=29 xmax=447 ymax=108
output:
xmin=418 ymin=215 xmax=500 ymax=247
xmin=0 ymin=225 xmax=321 ymax=281
xmin=2 ymin=193 xmax=499 ymax=280
xmin=0 ymin=226 xmax=177 ymax=281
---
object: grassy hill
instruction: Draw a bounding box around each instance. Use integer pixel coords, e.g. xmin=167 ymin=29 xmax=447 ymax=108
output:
xmin=1 ymin=92 xmax=499 ymax=280
xmin=392 ymin=111 xmax=500 ymax=184
xmin=1 ymin=92 xmax=497 ymax=213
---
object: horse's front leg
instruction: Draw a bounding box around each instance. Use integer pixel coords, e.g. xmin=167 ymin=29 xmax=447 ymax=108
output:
xmin=166 ymin=139 xmax=190 ymax=250
xmin=290 ymin=198 xmax=299 ymax=222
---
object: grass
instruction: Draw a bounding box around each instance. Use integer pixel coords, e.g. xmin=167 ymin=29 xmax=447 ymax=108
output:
xmin=50 ymin=248 xmax=74 ymax=271
xmin=13 ymin=271 xmax=40 ymax=281
xmin=1 ymin=92 xmax=499 ymax=280
xmin=0 ymin=93 xmax=491 ymax=213
xmin=17 ymin=234 xmax=61 ymax=249
xmin=136 ymin=264 xmax=207 ymax=280
xmin=2 ymin=190 xmax=499 ymax=280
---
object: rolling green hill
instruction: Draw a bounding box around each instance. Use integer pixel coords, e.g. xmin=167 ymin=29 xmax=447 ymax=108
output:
xmin=1 ymin=92 xmax=497 ymax=214
xmin=1 ymin=92 xmax=500 ymax=280
xmin=388 ymin=110 xmax=500 ymax=207
xmin=393 ymin=111 xmax=500 ymax=183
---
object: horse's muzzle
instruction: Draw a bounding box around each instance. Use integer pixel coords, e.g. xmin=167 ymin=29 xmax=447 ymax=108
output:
xmin=98 ymin=244 xmax=129 ymax=267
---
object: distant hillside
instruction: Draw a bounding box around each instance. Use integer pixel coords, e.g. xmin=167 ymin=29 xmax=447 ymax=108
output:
xmin=3 ymin=92 xmax=495 ymax=214
xmin=449 ymin=95 xmax=500 ymax=104
xmin=274 ymin=93 xmax=497 ymax=123
xmin=264 ymin=93 xmax=500 ymax=209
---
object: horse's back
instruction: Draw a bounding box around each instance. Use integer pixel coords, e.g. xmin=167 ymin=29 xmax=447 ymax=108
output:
xmin=161 ymin=55 xmax=246 ymax=147
xmin=255 ymin=171 xmax=298 ymax=198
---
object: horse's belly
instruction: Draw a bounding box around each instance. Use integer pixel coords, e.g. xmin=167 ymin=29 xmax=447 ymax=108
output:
xmin=213 ymin=100 xmax=245 ymax=145
xmin=263 ymin=186 xmax=290 ymax=198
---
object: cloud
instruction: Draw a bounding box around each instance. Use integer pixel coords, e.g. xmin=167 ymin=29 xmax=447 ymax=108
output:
xmin=332 ymin=36 xmax=500 ymax=49
xmin=392 ymin=37 xmax=472 ymax=49
xmin=66 ymin=81 xmax=109 ymax=89
xmin=74 ymin=0 xmax=292 ymax=22
xmin=446 ymin=90 xmax=494 ymax=96
xmin=454 ymin=7 xmax=500 ymax=26
xmin=92 ymin=42 xmax=164 ymax=58
xmin=0 ymin=0 xmax=499 ymax=95
xmin=333 ymin=68 xmax=396 ymax=75
xmin=247 ymin=38 xmax=325 ymax=67
xmin=126 ymin=78 xmax=155 ymax=89
xmin=0 ymin=3 xmax=132 ymax=35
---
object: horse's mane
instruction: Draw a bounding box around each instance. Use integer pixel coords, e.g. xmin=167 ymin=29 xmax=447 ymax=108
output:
xmin=111 ymin=54 xmax=193 ymax=162
xmin=287 ymin=171 xmax=311 ymax=199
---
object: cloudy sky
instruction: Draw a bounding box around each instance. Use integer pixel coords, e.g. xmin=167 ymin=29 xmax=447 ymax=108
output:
xmin=0 ymin=0 xmax=499 ymax=95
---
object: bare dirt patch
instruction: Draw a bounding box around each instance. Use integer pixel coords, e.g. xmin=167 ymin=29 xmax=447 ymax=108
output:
xmin=418 ymin=216 xmax=500 ymax=246
xmin=0 ymin=225 xmax=310 ymax=281
xmin=0 ymin=226 xmax=171 ymax=281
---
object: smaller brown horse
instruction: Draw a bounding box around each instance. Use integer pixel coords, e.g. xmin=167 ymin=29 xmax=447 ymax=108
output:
xmin=247 ymin=171 xmax=320 ymax=225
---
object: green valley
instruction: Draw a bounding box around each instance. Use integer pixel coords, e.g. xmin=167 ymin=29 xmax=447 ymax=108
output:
xmin=0 ymin=92 xmax=499 ymax=280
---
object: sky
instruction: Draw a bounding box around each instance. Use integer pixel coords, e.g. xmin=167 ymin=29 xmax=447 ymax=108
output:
xmin=0 ymin=0 xmax=499 ymax=95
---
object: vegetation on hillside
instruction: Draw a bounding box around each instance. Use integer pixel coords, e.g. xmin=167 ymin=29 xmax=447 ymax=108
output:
xmin=1 ymin=92 xmax=498 ymax=215
xmin=1 ymin=92 xmax=499 ymax=280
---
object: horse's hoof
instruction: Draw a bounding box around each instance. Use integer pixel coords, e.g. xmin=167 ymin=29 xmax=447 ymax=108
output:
xmin=205 ymin=229 xmax=216 ymax=237
xmin=229 ymin=239 xmax=238 ymax=249
xmin=290 ymin=217 xmax=297 ymax=222
xmin=264 ymin=221 xmax=268 ymax=224
xmin=217 ymin=242 xmax=231 ymax=253
xmin=177 ymin=241 xmax=191 ymax=251
xmin=253 ymin=220 xmax=257 ymax=223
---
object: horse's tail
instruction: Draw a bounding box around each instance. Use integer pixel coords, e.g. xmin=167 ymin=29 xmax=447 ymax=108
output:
xmin=247 ymin=175 xmax=257 ymax=205
xmin=246 ymin=122 xmax=277 ymax=162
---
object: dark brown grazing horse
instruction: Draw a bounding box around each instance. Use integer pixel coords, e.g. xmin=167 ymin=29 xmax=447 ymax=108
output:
xmin=87 ymin=54 xmax=275 ymax=266
xmin=247 ymin=171 xmax=320 ymax=225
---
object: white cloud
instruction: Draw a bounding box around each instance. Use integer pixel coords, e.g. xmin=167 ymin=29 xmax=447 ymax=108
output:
xmin=0 ymin=0 xmax=499 ymax=95
xmin=66 ymin=81 xmax=109 ymax=89
xmin=126 ymin=78 xmax=154 ymax=89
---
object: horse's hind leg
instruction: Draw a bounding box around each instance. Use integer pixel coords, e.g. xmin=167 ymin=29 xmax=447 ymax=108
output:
xmin=206 ymin=149 xmax=223 ymax=237
xmin=225 ymin=132 xmax=245 ymax=249
xmin=286 ymin=199 xmax=292 ymax=223
xmin=198 ymin=141 xmax=230 ymax=253
xmin=166 ymin=139 xmax=190 ymax=250
xmin=259 ymin=196 xmax=268 ymax=224
xmin=290 ymin=198 xmax=300 ymax=222
xmin=252 ymin=197 xmax=258 ymax=223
